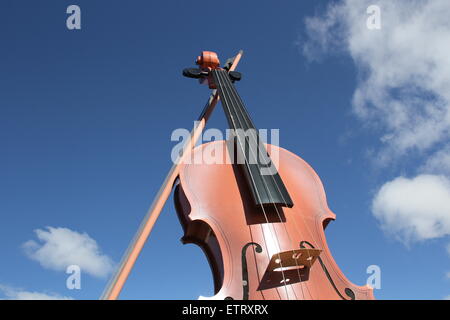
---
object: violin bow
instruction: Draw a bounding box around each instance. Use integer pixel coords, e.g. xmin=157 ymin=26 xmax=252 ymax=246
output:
xmin=100 ymin=50 xmax=244 ymax=300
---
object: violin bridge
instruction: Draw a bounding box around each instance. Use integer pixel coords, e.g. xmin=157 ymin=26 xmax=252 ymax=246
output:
xmin=257 ymin=248 xmax=322 ymax=290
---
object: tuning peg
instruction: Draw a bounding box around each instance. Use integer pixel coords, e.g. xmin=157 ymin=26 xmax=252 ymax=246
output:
xmin=182 ymin=68 xmax=204 ymax=79
xmin=229 ymin=71 xmax=242 ymax=82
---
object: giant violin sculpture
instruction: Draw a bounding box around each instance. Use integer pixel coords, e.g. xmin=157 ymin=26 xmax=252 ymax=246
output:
xmin=101 ymin=50 xmax=374 ymax=300
xmin=175 ymin=51 xmax=375 ymax=300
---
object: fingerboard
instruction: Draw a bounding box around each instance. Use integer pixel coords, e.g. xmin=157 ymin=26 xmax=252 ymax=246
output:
xmin=211 ymin=69 xmax=294 ymax=208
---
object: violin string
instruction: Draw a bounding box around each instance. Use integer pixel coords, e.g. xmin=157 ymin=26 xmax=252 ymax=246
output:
xmin=233 ymin=91 xmax=346 ymax=300
xmin=221 ymin=71 xmax=308 ymax=300
xmin=215 ymin=70 xmax=290 ymax=300
xmin=215 ymin=70 xmax=285 ymax=300
xmin=228 ymin=79 xmax=320 ymax=300
xmin=216 ymin=70 xmax=286 ymax=300
xmin=220 ymin=71 xmax=300 ymax=300
xmin=220 ymin=70 xmax=307 ymax=300
xmin=231 ymin=84 xmax=326 ymax=299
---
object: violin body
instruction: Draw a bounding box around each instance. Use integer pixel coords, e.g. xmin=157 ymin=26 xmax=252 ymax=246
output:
xmin=175 ymin=141 xmax=374 ymax=300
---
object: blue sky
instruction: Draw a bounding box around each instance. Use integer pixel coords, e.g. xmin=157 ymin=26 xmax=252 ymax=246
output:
xmin=1 ymin=0 xmax=450 ymax=300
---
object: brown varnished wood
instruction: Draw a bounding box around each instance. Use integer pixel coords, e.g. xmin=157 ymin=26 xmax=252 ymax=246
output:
xmin=174 ymin=141 xmax=375 ymax=300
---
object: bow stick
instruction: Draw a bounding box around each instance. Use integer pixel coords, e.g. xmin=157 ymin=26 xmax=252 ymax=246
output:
xmin=100 ymin=50 xmax=243 ymax=300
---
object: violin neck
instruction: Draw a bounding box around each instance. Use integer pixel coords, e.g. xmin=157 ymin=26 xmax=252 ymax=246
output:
xmin=211 ymin=69 xmax=294 ymax=208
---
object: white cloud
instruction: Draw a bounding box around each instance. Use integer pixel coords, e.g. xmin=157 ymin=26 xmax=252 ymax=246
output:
xmin=23 ymin=227 xmax=114 ymax=278
xmin=301 ymin=0 xmax=450 ymax=251
xmin=301 ymin=0 xmax=450 ymax=165
xmin=372 ymin=175 xmax=450 ymax=243
xmin=0 ymin=284 xmax=72 ymax=300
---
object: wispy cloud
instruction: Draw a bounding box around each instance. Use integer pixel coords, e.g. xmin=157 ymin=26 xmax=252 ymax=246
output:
xmin=301 ymin=0 xmax=450 ymax=165
xmin=300 ymin=0 xmax=450 ymax=248
xmin=23 ymin=227 xmax=114 ymax=278
xmin=0 ymin=284 xmax=72 ymax=300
